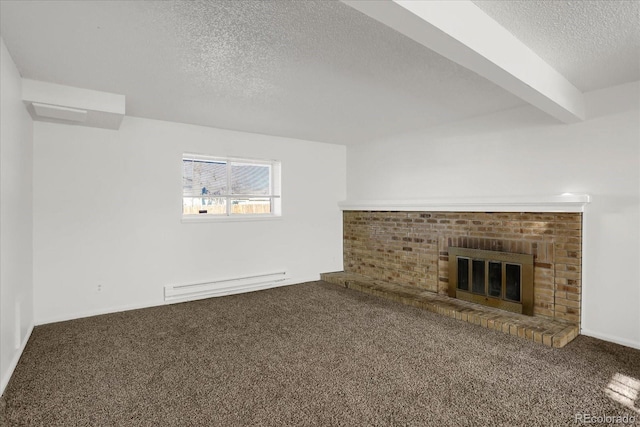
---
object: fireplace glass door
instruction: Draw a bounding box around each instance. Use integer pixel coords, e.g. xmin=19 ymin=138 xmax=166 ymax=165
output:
xmin=449 ymin=248 xmax=533 ymax=315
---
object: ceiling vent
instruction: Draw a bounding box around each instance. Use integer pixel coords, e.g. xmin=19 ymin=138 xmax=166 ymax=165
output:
xmin=31 ymin=102 xmax=88 ymax=123
xmin=22 ymin=79 xmax=125 ymax=130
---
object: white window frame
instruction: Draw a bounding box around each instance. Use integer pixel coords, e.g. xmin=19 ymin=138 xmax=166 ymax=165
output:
xmin=181 ymin=153 xmax=281 ymax=223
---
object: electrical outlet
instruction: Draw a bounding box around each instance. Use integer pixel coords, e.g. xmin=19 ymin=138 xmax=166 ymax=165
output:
xmin=97 ymin=284 xmax=103 ymax=292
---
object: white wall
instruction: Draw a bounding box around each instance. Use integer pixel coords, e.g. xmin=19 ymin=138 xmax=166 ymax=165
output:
xmin=33 ymin=117 xmax=346 ymax=324
xmin=0 ymin=37 xmax=34 ymax=394
xmin=347 ymin=81 xmax=640 ymax=349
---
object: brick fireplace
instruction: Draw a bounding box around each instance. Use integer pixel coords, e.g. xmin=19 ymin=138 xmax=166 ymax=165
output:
xmin=343 ymin=211 xmax=582 ymax=325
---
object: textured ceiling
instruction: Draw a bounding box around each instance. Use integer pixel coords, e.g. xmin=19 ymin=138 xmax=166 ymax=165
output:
xmin=0 ymin=0 xmax=524 ymax=144
xmin=473 ymin=0 xmax=640 ymax=92
xmin=0 ymin=1 xmax=637 ymax=145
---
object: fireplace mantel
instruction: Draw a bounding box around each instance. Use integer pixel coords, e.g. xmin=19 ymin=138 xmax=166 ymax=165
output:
xmin=338 ymin=194 xmax=590 ymax=213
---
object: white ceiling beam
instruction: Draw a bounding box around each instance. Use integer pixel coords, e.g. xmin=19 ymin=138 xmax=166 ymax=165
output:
xmin=342 ymin=0 xmax=585 ymax=123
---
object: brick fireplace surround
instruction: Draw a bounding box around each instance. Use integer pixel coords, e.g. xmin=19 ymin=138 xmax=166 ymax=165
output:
xmin=341 ymin=211 xmax=583 ymax=324
xmin=321 ymin=206 xmax=587 ymax=347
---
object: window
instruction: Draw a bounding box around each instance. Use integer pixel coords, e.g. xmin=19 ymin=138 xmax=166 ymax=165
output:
xmin=182 ymin=154 xmax=281 ymax=218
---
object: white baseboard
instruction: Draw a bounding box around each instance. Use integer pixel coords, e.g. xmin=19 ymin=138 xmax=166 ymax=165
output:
xmin=580 ymin=328 xmax=640 ymax=350
xmin=35 ymin=275 xmax=320 ymax=326
xmin=1 ymin=324 xmax=34 ymax=397
xmin=35 ymin=299 xmax=166 ymax=326
xmin=290 ymin=274 xmax=321 ymax=284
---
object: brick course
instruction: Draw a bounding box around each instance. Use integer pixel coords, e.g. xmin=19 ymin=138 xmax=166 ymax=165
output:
xmin=343 ymin=211 xmax=582 ymax=324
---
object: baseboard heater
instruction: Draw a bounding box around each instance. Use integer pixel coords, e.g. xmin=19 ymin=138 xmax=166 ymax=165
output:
xmin=164 ymin=271 xmax=290 ymax=302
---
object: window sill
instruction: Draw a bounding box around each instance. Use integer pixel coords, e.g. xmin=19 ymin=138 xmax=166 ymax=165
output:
xmin=181 ymin=214 xmax=282 ymax=224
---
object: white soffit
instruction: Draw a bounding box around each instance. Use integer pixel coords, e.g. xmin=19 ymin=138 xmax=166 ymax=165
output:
xmin=22 ymin=79 xmax=125 ymax=130
xmin=343 ymin=0 xmax=586 ymax=124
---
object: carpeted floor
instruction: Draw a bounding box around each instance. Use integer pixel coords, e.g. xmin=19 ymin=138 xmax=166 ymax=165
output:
xmin=1 ymin=281 xmax=639 ymax=426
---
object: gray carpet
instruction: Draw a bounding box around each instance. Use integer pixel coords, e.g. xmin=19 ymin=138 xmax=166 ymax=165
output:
xmin=1 ymin=281 xmax=639 ymax=426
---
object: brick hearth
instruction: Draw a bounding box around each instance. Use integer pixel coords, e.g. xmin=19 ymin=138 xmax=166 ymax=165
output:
xmin=326 ymin=210 xmax=583 ymax=347
xmin=320 ymin=271 xmax=579 ymax=348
